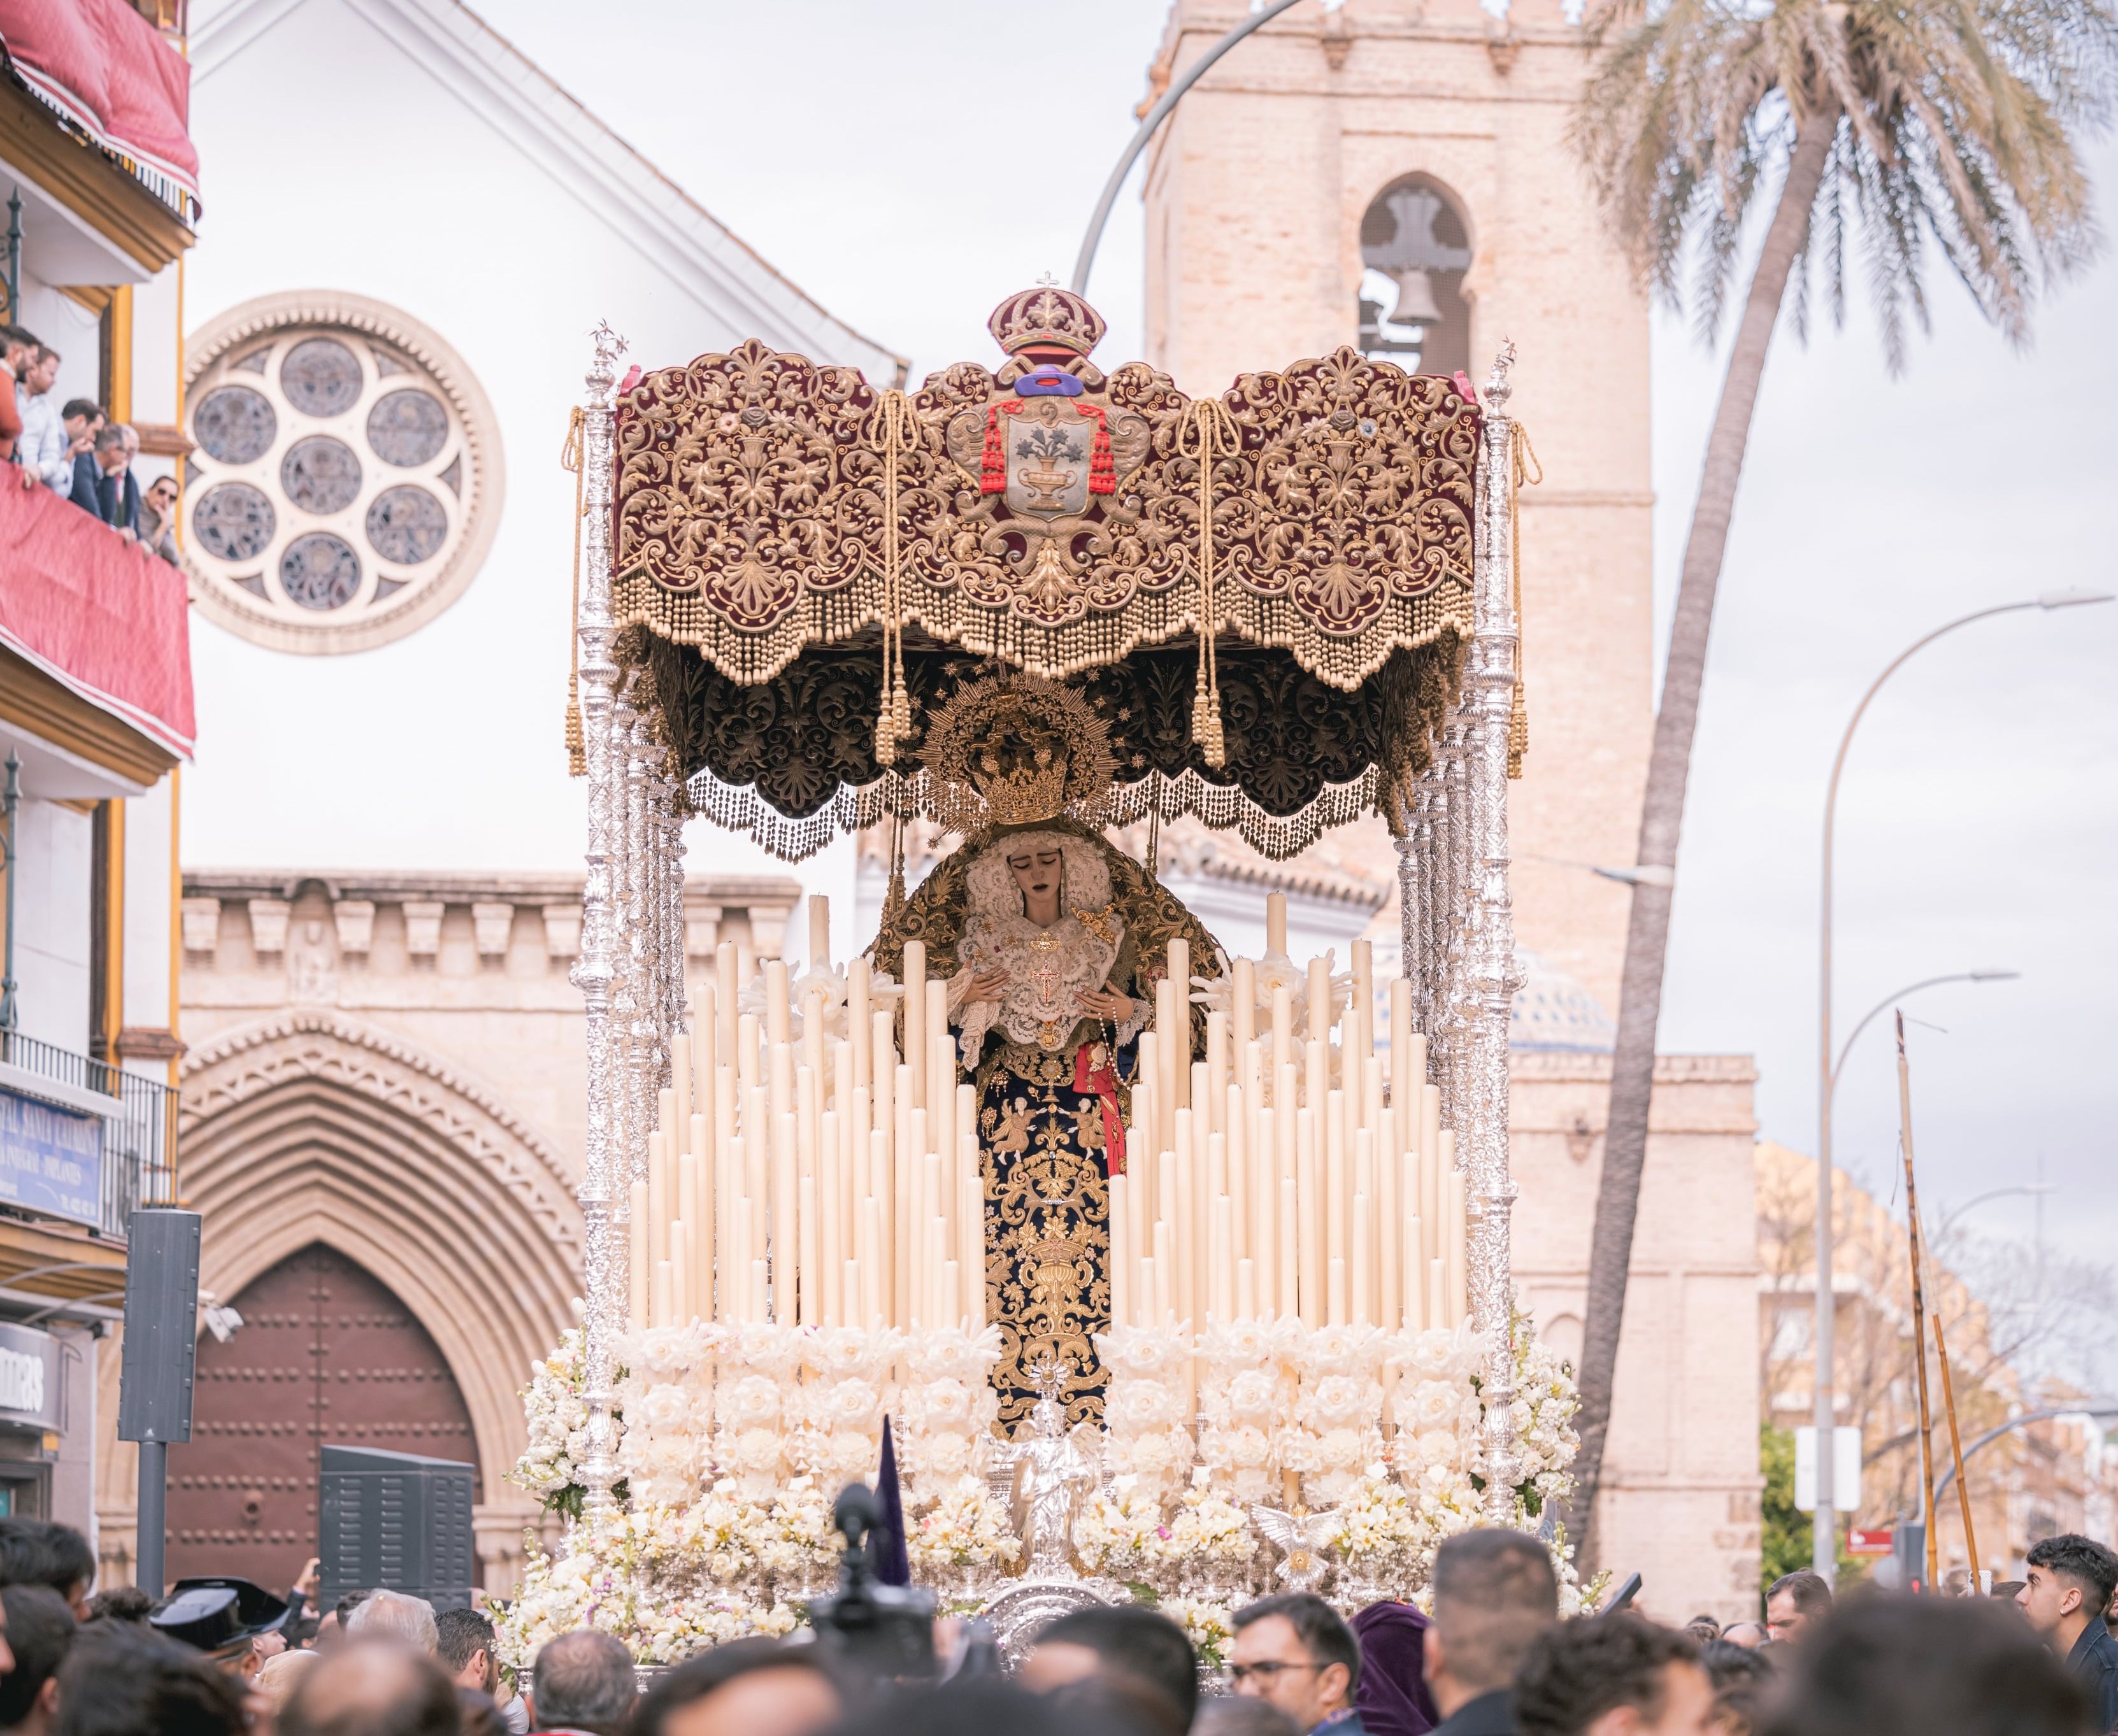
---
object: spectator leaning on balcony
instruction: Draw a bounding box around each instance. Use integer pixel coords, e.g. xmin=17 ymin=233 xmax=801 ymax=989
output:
xmin=0 ymin=326 xmax=33 ymax=463
xmin=90 ymin=424 xmax=140 ymax=538
xmin=16 ymin=346 xmax=70 ymax=497
xmin=139 ymin=474 xmax=181 ymax=564
xmin=62 ymin=401 xmax=103 ymax=509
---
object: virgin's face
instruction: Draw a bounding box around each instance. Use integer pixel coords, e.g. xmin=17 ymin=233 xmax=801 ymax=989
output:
xmin=1007 ymin=848 xmax=1063 ymax=904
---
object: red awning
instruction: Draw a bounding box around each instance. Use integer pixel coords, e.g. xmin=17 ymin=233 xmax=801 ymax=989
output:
xmin=0 ymin=0 xmax=199 ymax=220
xmin=0 ymin=482 xmax=195 ymax=764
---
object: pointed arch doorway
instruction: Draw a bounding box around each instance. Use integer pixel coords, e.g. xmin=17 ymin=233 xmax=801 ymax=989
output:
xmin=166 ymin=1243 xmax=482 ymax=1592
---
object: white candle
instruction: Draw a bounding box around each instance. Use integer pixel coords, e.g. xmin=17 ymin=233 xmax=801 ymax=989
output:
xmin=1446 ymin=1149 xmax=1468 ymax=1328
xmin=716 ymin=942 xmax=739 ymax=1058
xmin=1326 ymin=1091 xmax=1347 ymax=1275
xmin=669 ymin=1217 xmax=687 ymax=1326
xmin=1174 ymin=1118 xmax=1196 ymax=1333
xmin=1254 ymin=1106 xmax=1277 ymax=1313
xmin=1139 ymin=1255 xmax=1157 ymax=1330
xmin=1270 ymin=986 xmax=1292 ymax=1095
xmin=1236 ymin=1258 xmax=1255 ymax=1323
xmin=765 ymin=958 xmax=791 ymax=1048
xmin=850 ymin=955 xmax=873 ymax=1093
xmin=1212 ymin=1192 xmax=1233 ymax=1325
xmin=1266 ymin=892 xmax=1287 ymax=956
xmin=680 ymin=1147 xmax=701 ymax=1320
xmin=654 ymin=1260 xmax=673 ymax=1330
xmin=1233 ymin=957 xmax=1256 ymax=1051
xmin=1306 ymin=957 xmax=1330 ymax=1045
xmin=1406 ymin=1214 xmax=1426 ymax=1330
xmin=1327 ymin=1256 xmax=1347 ymax=1328
xmin=820 ymin=1113 xmax=842 ymax=1327
xmin=1280 ymin=1176 xmax=1299 ymax=1320
xmin=903 ymin=942 xmax=927 ymax=1113
xmin=798 ymin=1174 xmax=819 ymax=1327
xmin=1110 ymin=1172 xmax=1130 ymax=1333
xmin=1351 ymin=1195 xmax=1371 ymax=1327
xmin=808 ymin=893 xmax=831 ymax=972
xmin=672 ymin=1028 xmax=693 ymax=1147
xmin=1429 ymin=1257 xmax=1447 ymax=1334
xmin=1153 ymin=1220 xmax=1174 ymax=1326
xmin=1297 ymin=1107 xmax=1320 ymax=1328
xmin=1206 ymin=1011 xmax=1229 ymax=1138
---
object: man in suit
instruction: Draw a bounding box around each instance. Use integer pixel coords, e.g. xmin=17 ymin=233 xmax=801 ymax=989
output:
xmin=90 ymin=424 xmax=138 ymax=537
xmin=61 ymin=400 xmax=103 ymax=514
xmin=1422 ymin=1530 xmax=1560 ymax=1736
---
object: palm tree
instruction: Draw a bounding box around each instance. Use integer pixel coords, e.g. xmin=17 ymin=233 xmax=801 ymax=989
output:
xmin=1562 ymin=0 xmax=2114 ymax=1563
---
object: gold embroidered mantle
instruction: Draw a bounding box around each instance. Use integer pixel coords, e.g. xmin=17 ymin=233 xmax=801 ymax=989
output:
xmin=612 ymin=343 xmax=1479 ymax=694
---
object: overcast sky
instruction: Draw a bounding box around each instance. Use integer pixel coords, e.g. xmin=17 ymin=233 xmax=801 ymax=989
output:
xmin=482 ymin=1 xmax=2118 ymax=1274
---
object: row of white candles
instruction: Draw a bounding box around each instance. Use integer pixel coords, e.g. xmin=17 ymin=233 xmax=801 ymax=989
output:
xmin=1111 ymin=900 xmax=1468 ymax=1339
xmin=627 ymin=893 xmax=1470 ymax=1341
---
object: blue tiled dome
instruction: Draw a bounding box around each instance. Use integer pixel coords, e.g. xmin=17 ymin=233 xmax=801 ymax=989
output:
xmin=1509 ymin=950 xmax=1617 ymax=1053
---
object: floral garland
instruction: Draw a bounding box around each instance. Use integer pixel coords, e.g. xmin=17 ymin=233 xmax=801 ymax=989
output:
xmin=1095 ymin=1321 xmax=1195 ymax=1493
xmin=508 ymin=1306 xmax=605 ymax=1519
xmin=898 ymin=1325 xmax=1003 ymax=1502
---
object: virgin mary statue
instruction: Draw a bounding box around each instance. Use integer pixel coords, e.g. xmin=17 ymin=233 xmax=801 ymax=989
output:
xmin=869 ymin=676 xmax=1218 ymax=1428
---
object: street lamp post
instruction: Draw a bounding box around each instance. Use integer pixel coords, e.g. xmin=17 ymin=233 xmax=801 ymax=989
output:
xmin=1813 ymin=588 xmax=2112 ymax=1581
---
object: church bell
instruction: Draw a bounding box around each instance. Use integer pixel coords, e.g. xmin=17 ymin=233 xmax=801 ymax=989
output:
xmin=1386 ymin=265 xmax=1444 ymax=329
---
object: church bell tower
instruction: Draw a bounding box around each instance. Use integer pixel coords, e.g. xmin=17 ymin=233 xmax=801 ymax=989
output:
xmin=1141 ymin=0 xmax=1654 ymax=1014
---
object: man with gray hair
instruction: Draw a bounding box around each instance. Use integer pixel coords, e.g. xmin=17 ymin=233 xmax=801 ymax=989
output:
xmin=1422 ymin=1528 xmax=1561 ymax=1736
xmin=342 ymin=1589 xmax=438 ymax=1654
xmin=527 ymin=1629 xmax=636 ymax=1736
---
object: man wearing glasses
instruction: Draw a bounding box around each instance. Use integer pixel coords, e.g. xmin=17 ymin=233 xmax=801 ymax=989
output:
xmin=1229 ymin=1593 xmax=1368 ymax=1733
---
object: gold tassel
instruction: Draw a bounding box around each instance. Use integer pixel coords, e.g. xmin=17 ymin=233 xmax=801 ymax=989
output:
xmin=1180 ymin=401 xmax=1238 ymax=770
xmin=562 ymin=406 xmax=588 ymax=777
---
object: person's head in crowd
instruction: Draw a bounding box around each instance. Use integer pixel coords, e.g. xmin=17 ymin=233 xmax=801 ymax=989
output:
xmin=1423 ymin=1526 xmax=1560 ymax=1719
xmin=434 ymin=1608 xmax=498 ymax=1695
xmin=527 ymin=1628 xmax=636 ymax=1735
xmin=1229 ymin=1593 xmax=1363 ymax=1733
xmin=2019 ymin=1533 xmax=2118 ymax=1654
xmin=1516 ymin=1615 xmax=1713 ymax=1736
xmin=1 ymin=329 xmax=38 ymax=376
xmin=82 ymin=1588 xmax=151 ymax=1626
xmin=143 ymin=473 xmax=178 ymax=524
xmin=23 ymin=348 xmax=59 ymax=399
xmin=276 ymin=1639 xmax=459 ymax=1736
xmin=1989 ymin=1579 xmax=2026 ymax=1604
xmin=1683 ymin=1617 xmax=1721 ymax=1645
xmin=1193 ymin=1698 xmax=1302 ymax=1736
xmin=0 ymin=1585 xmax=75 ymax=1736
xmin=1761 ymin=1573 xmax=1830 ymax=1646
xmin=0 ymin=1522 xmax=96 ymax=1620
xmin=633 ymin=1638 xmax=841 ymax=1736
xmin=342 ymin=1591 xmax=437 ymax=1656
xmin=91 ymin=425 xmax=127 ymax=476
xmin=255 ymin=1648 xmax=319 ymax=1714
xmin=53 ymin=1623 xmax=247 ymax=1736
xmin=117 ymin=425 xmax=138 ymax=462
xmin=1758 ymin=1590 xmax=2083 ymax=1736
xmin=1350 ymin=1598 xmax=1439 ymax=1736
xmin=1021 ymin=1604 xmax=1198 ymax=1730
xmin=59 ymin=401 xmax=100 ymax=452
xmin=1715 ymin=1623 xmax=1765 ymax=1651
xmin=1696 ymin=1641 xmax=1773 ymax=1736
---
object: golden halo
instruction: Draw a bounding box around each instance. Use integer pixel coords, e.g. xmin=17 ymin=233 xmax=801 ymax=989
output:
xmin=922 ymin=674 xmax=1115 ymax=834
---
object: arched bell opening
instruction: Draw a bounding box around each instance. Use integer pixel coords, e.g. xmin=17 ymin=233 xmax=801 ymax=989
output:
xmin=1358 ymin=174 xmax=1475 ymax=377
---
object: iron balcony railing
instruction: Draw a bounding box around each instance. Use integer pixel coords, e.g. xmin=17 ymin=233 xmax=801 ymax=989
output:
xmin=0 ymin=1029 xmax=178 ymax=1239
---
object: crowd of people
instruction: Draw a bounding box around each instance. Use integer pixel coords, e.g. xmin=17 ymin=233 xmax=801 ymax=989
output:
xmin=0 ymin=1514 xmax=2112 ymax=1736
xmin=0 ymin=325 xmax=179 ymax=562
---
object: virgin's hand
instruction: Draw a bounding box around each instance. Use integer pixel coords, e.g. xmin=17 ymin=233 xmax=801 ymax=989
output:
xmin=971 ymin=967 xmax=1011 ymax=1002
xmin=1080 ymin=986 xmax=1133 ymax=1021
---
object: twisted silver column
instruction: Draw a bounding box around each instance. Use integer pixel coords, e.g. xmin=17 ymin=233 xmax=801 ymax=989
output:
xmin=1464 ymin=344 xmax=1526 ymax=1521
xmin=571 ymin=323 xmax=627 ymax=1518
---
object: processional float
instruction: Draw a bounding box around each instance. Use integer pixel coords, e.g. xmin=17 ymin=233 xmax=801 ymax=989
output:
xmin=506 ymin=287 xmax=1582 ymax=1667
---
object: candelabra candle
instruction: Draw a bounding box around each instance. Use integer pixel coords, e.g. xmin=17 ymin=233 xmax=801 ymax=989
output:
xmin=1266 ymin=891 xmax=1287 ymax=957
xmin=1206 ymin=1011 xmax=1229 ymax=1139
xmin=903 ymin=941 xmax=927 ymax=1114
xmin=820 ymin=1113 xmax=842 ymax=1326
xmin=1271 ymin=985 xmax=1292 ymax=1092
xmin=629 ymin=1177 xmax=648 ymax=1329
xmin=1110 ymin=1172 xmax=1130 ymax=1332
xmin=849 ymin=955 xmax=871 ymax=1093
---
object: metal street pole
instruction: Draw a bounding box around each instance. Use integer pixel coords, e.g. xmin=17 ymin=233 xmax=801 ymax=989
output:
xmin=1071 ymin=0 xmax=1306 ymax=295
xmin=1831 ymin=972 xmax=2017 ymax=1098
xmin=1814 ymin=588 xmax=2111 ymax=1579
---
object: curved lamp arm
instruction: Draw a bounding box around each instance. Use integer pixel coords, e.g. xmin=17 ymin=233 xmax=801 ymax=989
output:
xmin=1071 ymin=0 xmax=1308 ymax=295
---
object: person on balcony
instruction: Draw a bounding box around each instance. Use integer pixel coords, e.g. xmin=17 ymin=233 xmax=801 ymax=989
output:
xmin=17 ymin=345 xmax=72 ymax=497
xmin=0 ymin=326 xmax=34 ymax=465
xmin=62 ymin=400 xmax=103 ymax=509
xmin=139 ymin=474 xmax=181 ymax=565
xmin=89 ymin=424 xmax=140 ymax=538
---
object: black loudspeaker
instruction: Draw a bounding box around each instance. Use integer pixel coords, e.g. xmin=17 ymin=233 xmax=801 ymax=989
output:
xmin=318 ymin=1445 xmax=476 ymax=1612
xmin=117 ymin=1209 xmax=201 ymax=1444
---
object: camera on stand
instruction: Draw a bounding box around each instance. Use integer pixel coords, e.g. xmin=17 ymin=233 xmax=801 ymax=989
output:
xmin=808 ymin=1482 xmax=938 ymax=1683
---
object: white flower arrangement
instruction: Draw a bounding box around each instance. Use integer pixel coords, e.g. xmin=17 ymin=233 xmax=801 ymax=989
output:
xmin=1285 ymin=1323 xmax=1387 ymax=1506
xmin=1332 ymin=1463 xmax=1420 ymax=1571
xmin=1161 ymin=1470 xmax=1257 ymax=1571
xmin=1094 ymin=1320 xmax=1194 ymax=1493
xmin=1156 ymin=1593 xmax=1238 ymax=1669
xmin=508 ymin=1309 xmax=599 ymax=1517
xmin=908 ymin=1474 xmax=1023 ymax=1576
xmin=1198 ymin=1317 xmax=1287 ymax=1502
xmin=899 ymin=1325 xmax=1003 ymax=1505
xmin=1071 ymin=1474 xmax=1170 ymax=1581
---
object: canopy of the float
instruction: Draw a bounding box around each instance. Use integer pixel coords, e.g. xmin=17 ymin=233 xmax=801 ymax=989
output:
xmin=606 ymin=286 xmax=1499 ymax=861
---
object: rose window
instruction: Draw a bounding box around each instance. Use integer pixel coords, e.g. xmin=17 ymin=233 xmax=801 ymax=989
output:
xmin=183 ymin=295 xmax=503 ymax=654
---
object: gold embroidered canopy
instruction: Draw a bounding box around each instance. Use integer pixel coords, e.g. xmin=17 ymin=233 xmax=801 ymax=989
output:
xmin=605 ymin=286 xmax=1501 ymax=860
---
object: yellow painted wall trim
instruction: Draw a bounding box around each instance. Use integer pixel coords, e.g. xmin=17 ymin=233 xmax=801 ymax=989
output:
xmin=0 ymin=647 xmax=177 ymax=788
xmin=103 ymin=799 xmax=125 ymax=1062
xmin=106 ymin=288 xmax=133 ymax=423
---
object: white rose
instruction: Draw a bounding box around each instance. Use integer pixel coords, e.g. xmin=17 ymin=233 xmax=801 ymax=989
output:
xmin=1413 ymin=1380 xmax=1462 ymax=1430
xmin=638 ymin=1383 xmax=690 ymax=1431
xmin=1309 ymin=1375 xmax=1366 ymax=1424
xmin=724 ymin=1375 xmax=782 ymax=1427
xmin=915 ymin=1378 xmax=972 ymax=1428
xmin=1229 ymin=1426 xmax=1272 ymax=1469
xmin=923 ymin=1432 xmax=971 ymax=1476
xmin=734 ymin=1427 xmax=782 ymax=1472
xmin=1227 ymin=1370 xmax=1278 ymax=1417
xmin=818 ymin=1378 xmax=880 ymax=1428
xmin=1319 ymin=1427 xmax=1365 ymax=1469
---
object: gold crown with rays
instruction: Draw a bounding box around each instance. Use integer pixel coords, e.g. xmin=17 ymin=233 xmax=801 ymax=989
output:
xmin=922 ymin=674 xmax=1114 ymax=834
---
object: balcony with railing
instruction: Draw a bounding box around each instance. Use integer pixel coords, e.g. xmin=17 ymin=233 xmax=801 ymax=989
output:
xmin=0 ymin=1027 xmax=177 ymax=1241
